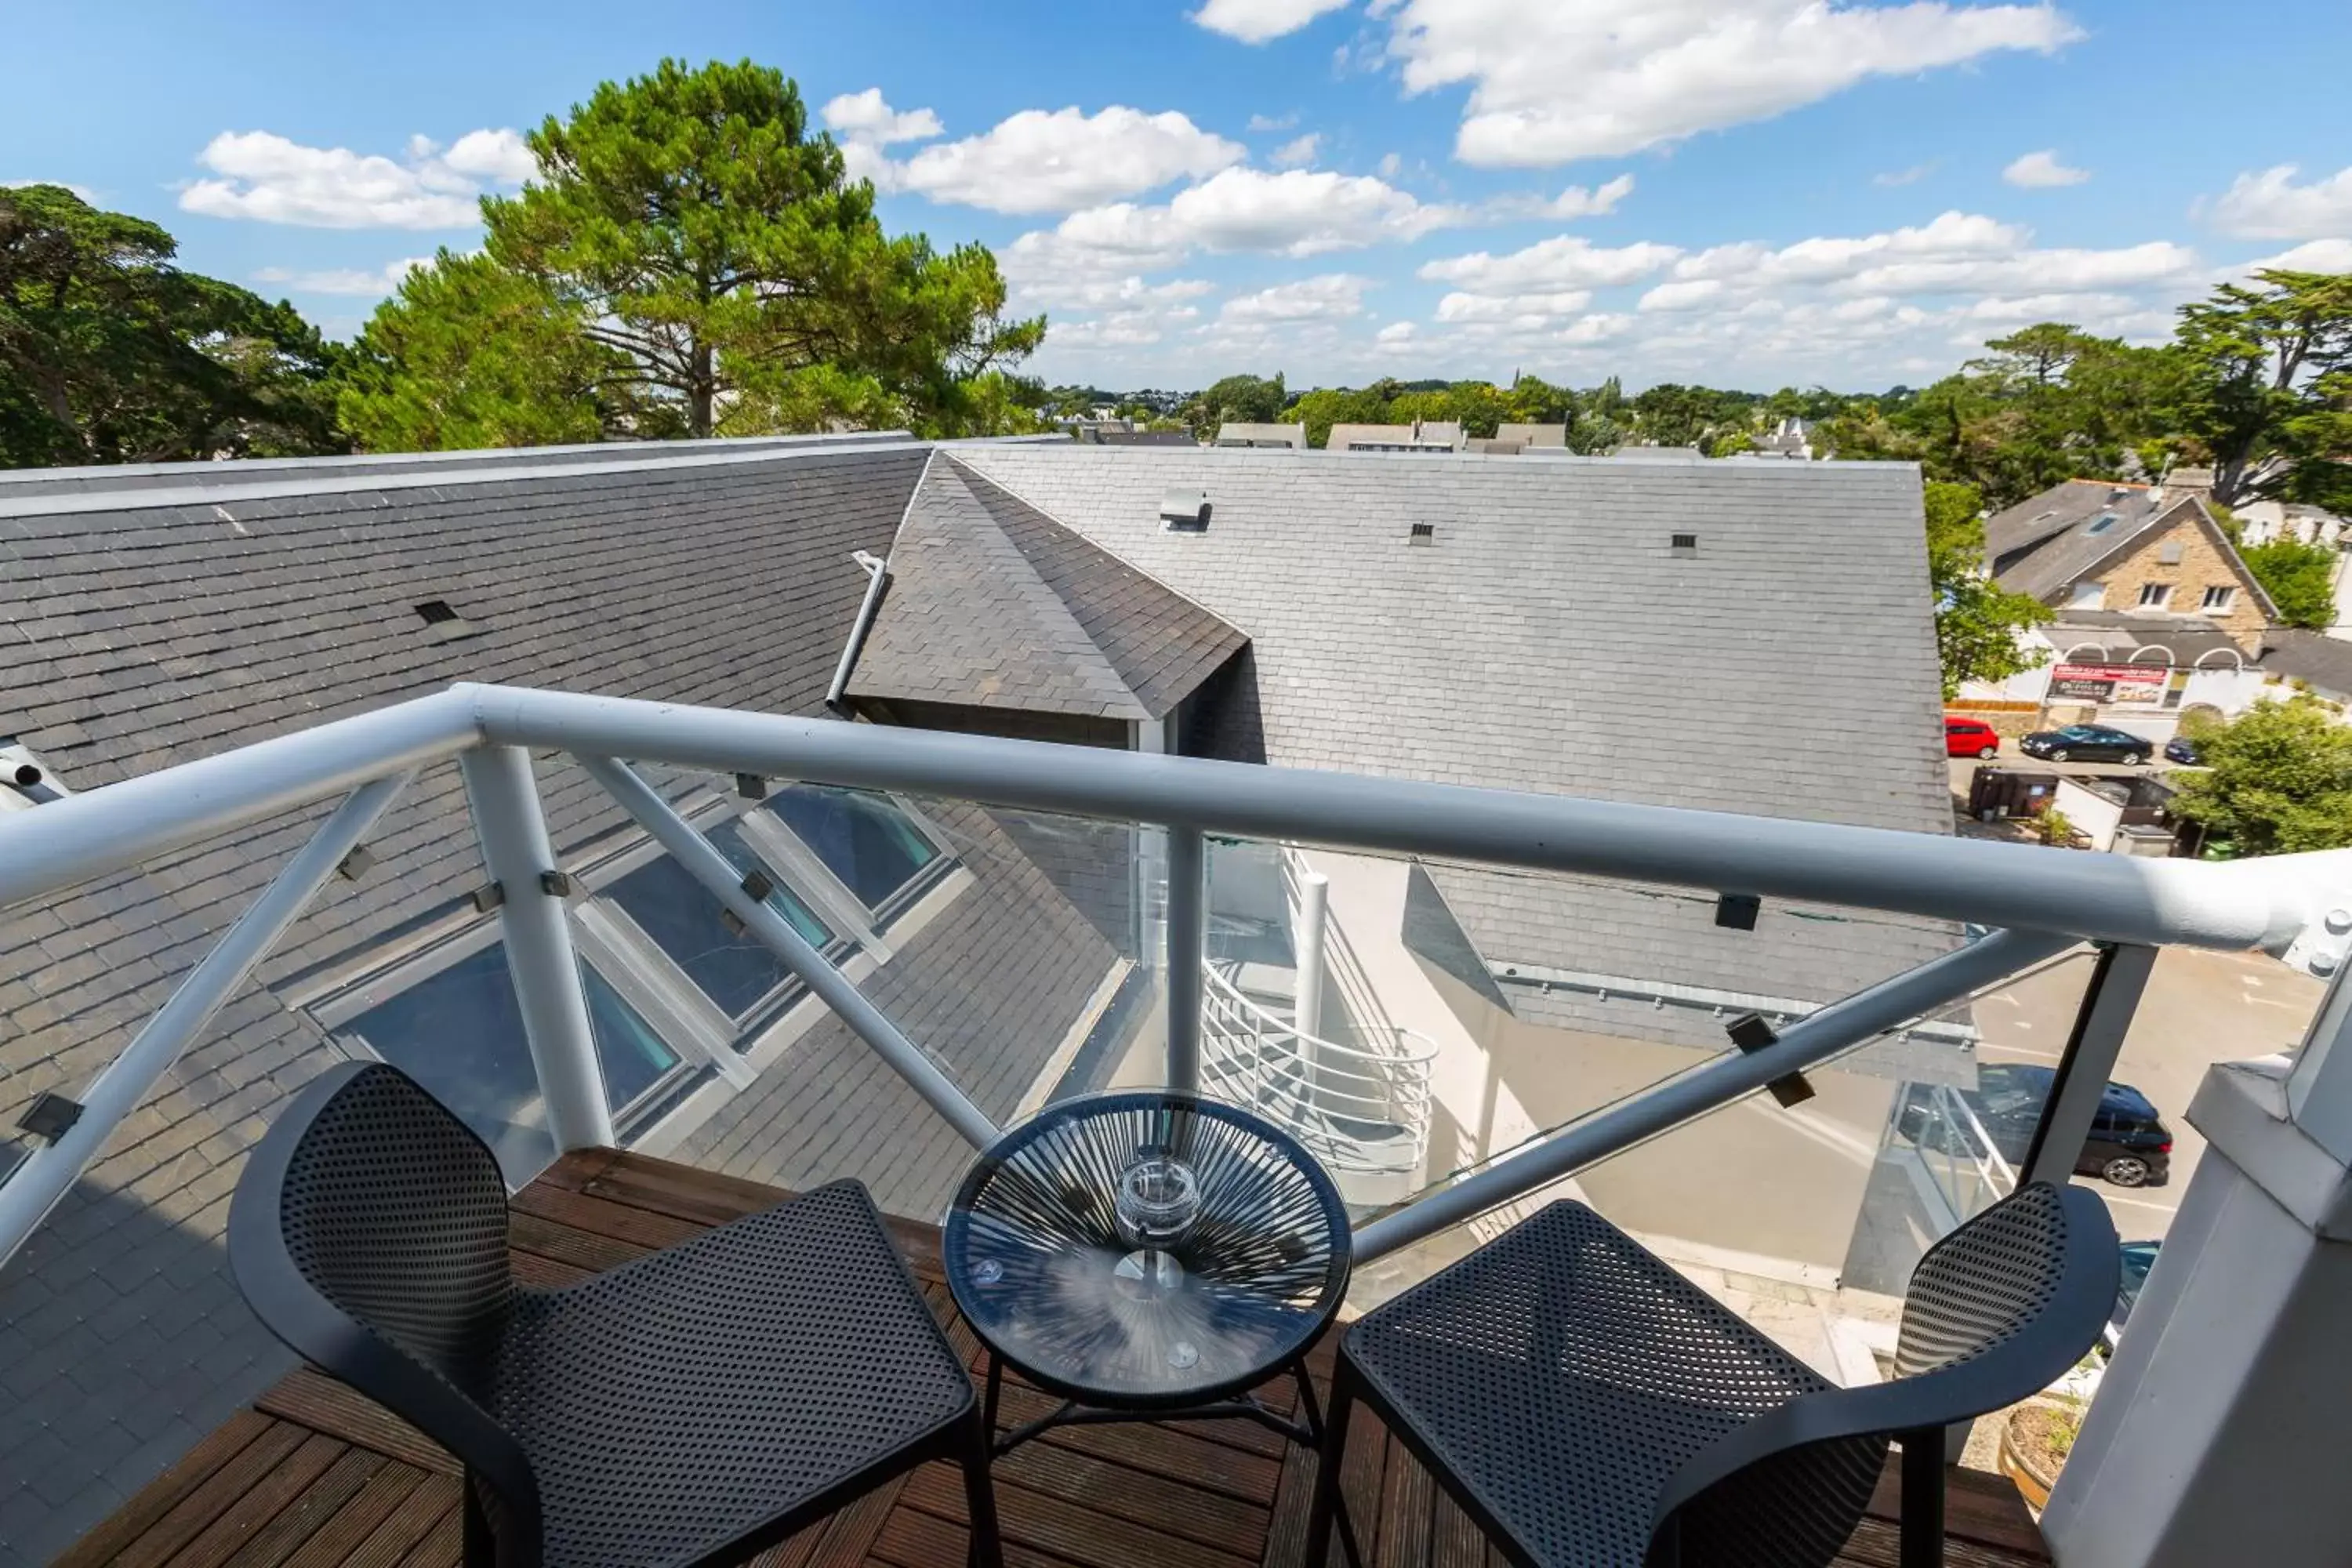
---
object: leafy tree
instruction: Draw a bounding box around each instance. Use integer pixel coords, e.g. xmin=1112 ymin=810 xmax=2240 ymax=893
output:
xmin=1504 ymin=373 xmax=1570 ymax=426
xmin=337 ymin=251 xmax=633 ymax=449
xmin=1187 ymin=372 xmax=1287 ymax=437
xmin=1 ymin=183 xmax=347 ymax=466
xmin=2240 ymin=536 xmax=2340 ymax=630
xmin=1922 ymin=479 xmax=2053 ymax=697
xmin=2176 ymin=270 xmax=2352 ymax=502
xmin=350 ymin=58 xmax=1041 ymax=446
xmin=2170 ymin=697 xmax=2352 ymax=855
xmin=1283 ymin=384 xmax=1385 ymax=448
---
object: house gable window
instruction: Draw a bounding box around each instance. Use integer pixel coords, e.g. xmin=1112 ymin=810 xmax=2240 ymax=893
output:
xmin=2201 ymin=585 xmax=2235 ymax=612
xmin=2138 ymin=583 xmax=2172 ymax=608
xmin=2068 ymin=582 xmax=2105 ymax=609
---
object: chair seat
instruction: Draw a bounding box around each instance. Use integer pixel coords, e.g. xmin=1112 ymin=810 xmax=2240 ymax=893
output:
xmin=1344 ymin=1201 xmax=1835 ymax=1568
xmin=490 ymin=1180 xmax=974 ymax=1568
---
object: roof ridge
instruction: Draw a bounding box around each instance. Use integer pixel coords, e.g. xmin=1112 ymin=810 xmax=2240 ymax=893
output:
xmin=941 ymin=453 xmax=1247 ymax=641
xmin=0 ymin=437 xmax=942 ymax=521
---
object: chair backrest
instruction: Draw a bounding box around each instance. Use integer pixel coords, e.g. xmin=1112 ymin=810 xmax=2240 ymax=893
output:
xmin=1896 ymin=1180 xmax=2092 ymax=1377
xmin=230 ymin=1062 xmax=540 ymax=1555
xmin=1657 ymin=1181 xmax=2119 ymax=1567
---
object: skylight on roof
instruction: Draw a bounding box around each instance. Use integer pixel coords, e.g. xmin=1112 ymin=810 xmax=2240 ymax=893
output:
xmin=2086 ymin=514 xmax=2118 ymax=535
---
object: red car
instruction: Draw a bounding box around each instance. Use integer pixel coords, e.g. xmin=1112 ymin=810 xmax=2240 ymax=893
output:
xmin=1944 ymin=716 xmax=2002 ymax=759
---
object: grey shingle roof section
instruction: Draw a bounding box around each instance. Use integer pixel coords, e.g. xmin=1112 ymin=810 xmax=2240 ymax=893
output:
xmin=851 ymin=454 xmax=1247 ymax=722
xmin=953 ymin=443 xmax=1960 ymax=1044
xmin=2258 ymin=629 xmax=2352 ymax=695
xmin=0 ymin=441 xmax=1118 ymax=1561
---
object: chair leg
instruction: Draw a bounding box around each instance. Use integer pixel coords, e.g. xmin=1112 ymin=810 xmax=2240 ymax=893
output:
xmin=1899 ymin=1425 xmax=1945 ymax=1568
xmin=960 ymin=1409 xmax=1005 ymax=1568
xmin=459 ymin=1473 xmax=495 ymax=1568
xmin=1301 ymin=1360 xmax=1358 ymax=1568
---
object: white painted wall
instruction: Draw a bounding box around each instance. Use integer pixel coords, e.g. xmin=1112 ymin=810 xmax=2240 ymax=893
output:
xmin=2054 ymin=777 xmax=2127 ymax=851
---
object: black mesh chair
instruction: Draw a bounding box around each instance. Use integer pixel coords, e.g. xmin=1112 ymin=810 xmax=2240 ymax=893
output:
xmin=229 ymin=1062 xmax=1003 ymax=1568
xmin=1305 ymin=1182 xmax=2117 ymax=1568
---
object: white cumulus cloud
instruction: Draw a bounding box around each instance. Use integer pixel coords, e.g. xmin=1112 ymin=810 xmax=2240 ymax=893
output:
xmin=1218 ymin=272 xmax=1372 ymax=323
xmin=180 ymin=129 xmax=534 ymax=229
xmin=1271 ymin=133 xmax=1321 ymax=169
xmin=1419 ymin=234 xmax=1684 ymax=293
xmin=1192 ymin=0 xmax=1354 ymax=43
xmin=2205 ymin=164 xmax=2352 ymax=241
xmin=2003 ymin=149 xmax=2089 ymax=188
xmin=869 ymin=106 xmax=1244 ymax=214
xmin=252 ymin=256 xmax=433 ymax=296
xmin=820 ymin=88 xmax=945 ymax=145
xmin=1379 ymin=0 xmax=2083 ymax=165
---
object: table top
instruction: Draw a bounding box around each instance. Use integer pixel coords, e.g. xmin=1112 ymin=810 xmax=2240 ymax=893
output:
xmin=942 ymin=1091 xmax=1352 ymax=1410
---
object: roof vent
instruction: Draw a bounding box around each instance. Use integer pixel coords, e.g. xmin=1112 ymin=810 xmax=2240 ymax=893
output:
xmin=1671 ymin=532 xmax=1699 ymax=557
xmin=1160 ymin=490 xmax=1210 ymax=532
xmin=0 ymin=739 xmax=66 ymax=811
xmin=1409 ymin=521 xmax=1436 ymax=546
xmin=412 ymin=599 xmax=482 ymax=641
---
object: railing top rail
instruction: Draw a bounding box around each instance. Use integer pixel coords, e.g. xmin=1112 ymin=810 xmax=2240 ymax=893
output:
xmin=0 ymin=682 xmax=2341 ymax=955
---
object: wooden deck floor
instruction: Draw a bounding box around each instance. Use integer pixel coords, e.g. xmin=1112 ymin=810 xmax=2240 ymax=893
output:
xmin=61 ymin=1150 xmax=2053 ymax=1568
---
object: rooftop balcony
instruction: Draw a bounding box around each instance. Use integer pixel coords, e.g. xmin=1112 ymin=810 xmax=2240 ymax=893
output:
xmin=55 ymin=1148 xmax=2055 ymax=1568
xmin=5 ymin=684 xmax=2350 ymax=1566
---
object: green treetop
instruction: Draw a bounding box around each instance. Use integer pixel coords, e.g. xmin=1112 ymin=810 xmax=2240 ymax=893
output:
xmin=341 ymin=58 xmax=1043 ymax=449
xmin=1 ymin=183 xmax=346 ymax=466
xmin=2171 ymin=696 xmax=2352 ymax=855
xmin=1922 ymin=479 xmax=2053 ymax=698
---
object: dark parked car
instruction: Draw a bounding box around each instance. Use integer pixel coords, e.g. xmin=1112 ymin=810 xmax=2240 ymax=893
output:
xmin=2020 ymin=724 xmax=2153 ymax=765
xmin=1904 ymin=1062 xmax=2173 ymax=1187
xmin=2103 ymin=1240 xmax=2162 ymax=1352
xmin=2165 ymin=735 xmax=2202 ymax=765
xmin=1944 ymin=715 xmax=2002 ymax=759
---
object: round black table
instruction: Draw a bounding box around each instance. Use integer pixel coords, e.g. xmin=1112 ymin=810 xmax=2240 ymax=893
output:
xmin=943 ymin=1090 xmax=1353 ymax=1457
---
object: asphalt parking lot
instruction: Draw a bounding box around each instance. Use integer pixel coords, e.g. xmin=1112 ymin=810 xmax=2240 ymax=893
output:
xmin=1971 ymin=942 xmax=2324 ymax=1243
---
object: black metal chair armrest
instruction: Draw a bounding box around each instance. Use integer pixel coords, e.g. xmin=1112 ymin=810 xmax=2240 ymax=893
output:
xmin=1651 ymin=1180 xmax=2119 ymax=1544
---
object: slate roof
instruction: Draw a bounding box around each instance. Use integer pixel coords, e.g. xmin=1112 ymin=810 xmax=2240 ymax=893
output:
xmin=2258 ymin=629 xmax=2352 ymax=695
xmin=0 ymin=441 xmax=1120 ymax=1561
xmin=951 ymin=443 xmax=1961 ymax=1052
xmin=1984 ymin=478 xmax=2157 ymax=574
xmin=851 ymin=454 xmax=1247 ymax=723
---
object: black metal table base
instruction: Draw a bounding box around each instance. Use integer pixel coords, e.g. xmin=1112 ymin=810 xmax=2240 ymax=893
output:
xmin=980 ymin=1353 xmax=1367 ymax=1566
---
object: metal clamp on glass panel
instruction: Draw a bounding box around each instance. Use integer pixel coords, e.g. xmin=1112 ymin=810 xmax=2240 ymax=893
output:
xmin=1726 ymin=1012 xmax=1815 ymax=1108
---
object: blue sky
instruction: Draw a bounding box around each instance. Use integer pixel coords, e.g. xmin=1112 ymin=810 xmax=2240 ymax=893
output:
xmin=8 ymin=0 xmax=2350 ymax=391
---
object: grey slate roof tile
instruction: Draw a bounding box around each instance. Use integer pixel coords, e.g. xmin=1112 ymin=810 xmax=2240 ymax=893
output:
xmin=954 ymin=443 xmax=1961 ymax=1034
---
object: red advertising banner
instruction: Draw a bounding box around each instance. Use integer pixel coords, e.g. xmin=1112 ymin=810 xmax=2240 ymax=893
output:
xmin=2049 ymin=662 xmax=2167 ymax=705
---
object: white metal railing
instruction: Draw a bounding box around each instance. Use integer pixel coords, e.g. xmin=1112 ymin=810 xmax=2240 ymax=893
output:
xmin=1901 ymin=1082 xmax=2019 ymax=1229
xmin=1 ymin=680 xmax=2347 ymax=1271
xmin=1199 ymin=962 xmax=1439 ymax=1180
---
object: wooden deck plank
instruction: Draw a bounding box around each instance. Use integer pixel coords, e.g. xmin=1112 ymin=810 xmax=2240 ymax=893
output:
xmin=162 ymin=1432 xmax=349 ymax=1568
xmin=257 ymin=1370 xmax=455 ymax=1477
xmin=218 ymin=1446 xmax=385 ymax=1568
xmin=65 ymin=1150 xmax=2051 ymax=1568
xmin=52 ymin=1408 xmax=278 ymax=1568
xmin=111 ymin=1421 xmax=313 ymax=1568
xmin=273 ymin=1465 xmax=433 ymax=1568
